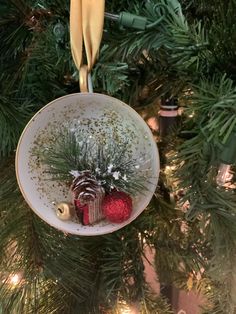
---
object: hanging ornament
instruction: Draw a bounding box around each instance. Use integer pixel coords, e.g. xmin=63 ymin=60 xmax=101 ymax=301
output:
xmin=216 ymin=132 xmax=236 ymax=186
xmin=102 ymin=191 xmax=132 ymax=223
xmin=159 ymin=96 xmax=179 ymax=138
xmin=56 ymin=202 xmax=75 ymax=221
xmin=15 ymin=0 xmax=159 ymax=235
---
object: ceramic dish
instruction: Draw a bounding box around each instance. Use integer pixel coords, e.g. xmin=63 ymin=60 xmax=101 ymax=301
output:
xmin=16 ymin=93 xmax=159 ymax=235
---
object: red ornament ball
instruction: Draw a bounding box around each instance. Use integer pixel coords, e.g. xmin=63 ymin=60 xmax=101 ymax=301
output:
xmin=102 ymin=191 xmax=133 ymax=223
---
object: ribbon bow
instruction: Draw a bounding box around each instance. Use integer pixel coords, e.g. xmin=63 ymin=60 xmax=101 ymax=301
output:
xmin=70 ymin=0 xmax=105 ymax=92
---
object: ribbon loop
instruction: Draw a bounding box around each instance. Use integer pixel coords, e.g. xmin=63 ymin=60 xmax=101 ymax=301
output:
xmin=70 ymin=0 xmax=105 ymax=91
xmin=79 ymin=65 xmax=88 ymax=92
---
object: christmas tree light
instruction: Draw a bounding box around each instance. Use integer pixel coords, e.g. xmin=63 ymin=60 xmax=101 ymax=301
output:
xmin=9 ymin=274 xmax=21 ymax=286
xmin=216 ymin=132 xmax=236 ymax=186
xmin=159 ymin=97 xmax=180 ymax=138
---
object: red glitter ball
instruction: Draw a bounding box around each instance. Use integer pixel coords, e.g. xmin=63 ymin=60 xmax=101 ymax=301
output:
xmin=102 ymin=191 xmax=132 ymax=223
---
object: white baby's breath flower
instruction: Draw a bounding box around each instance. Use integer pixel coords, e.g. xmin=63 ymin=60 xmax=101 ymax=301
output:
xmin=78 ymin=141 xmax=83 ymax=146
xmin=69 ymin=170 xmax=80 ymax=178
xmin=107 ymin=164 xmax=113 ymax=173
xmin=123 ymin=174 xmax=128 ymax=181
xmin=113 ymin=171 xmax=120 ymax=180
xmin=95 ymin=167 xmax=101 ymax=174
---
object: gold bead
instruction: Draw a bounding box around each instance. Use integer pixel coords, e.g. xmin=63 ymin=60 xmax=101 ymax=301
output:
xmin=56 ymin=202 xmax=75 ymax=221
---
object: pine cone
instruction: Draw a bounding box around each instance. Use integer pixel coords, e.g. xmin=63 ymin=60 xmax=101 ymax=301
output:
xmin=71 ymin=171 xmax=101 ymax=202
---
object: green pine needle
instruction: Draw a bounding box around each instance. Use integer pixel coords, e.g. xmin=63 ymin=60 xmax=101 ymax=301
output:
xmin=35 ymin=128 xmax=150 ymax=195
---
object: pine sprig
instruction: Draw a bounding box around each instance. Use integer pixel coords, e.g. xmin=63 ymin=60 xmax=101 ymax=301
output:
xmin=35 ymin=128 xmax=150 ymax=195
xmin=0 ymin=97 xmax=33 ymax=157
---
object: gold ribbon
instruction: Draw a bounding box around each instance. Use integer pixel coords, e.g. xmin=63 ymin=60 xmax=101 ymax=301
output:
xmin=70 ymin=0 xmax=105 ymax=92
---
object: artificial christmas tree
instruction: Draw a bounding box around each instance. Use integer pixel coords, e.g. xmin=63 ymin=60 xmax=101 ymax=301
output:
xmin=1 ymin=0 xmax=236 ymax=313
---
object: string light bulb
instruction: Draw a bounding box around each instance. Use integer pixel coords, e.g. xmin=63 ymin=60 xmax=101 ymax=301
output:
xmin=118 ymin=301 xmax=138 ymax=314
xmin=120 ymin=308 xmax=132 ymax=314
xmin=216 ymin=164 xmax=233 ymax=186
xmin=3 ymin=272 xmax=24 ymax=288
xmin=9 ymin=274 xmax=21 ymax=286
xmin=159 ymin=96 xmax=180 ymax=138
xmin=216 ymin=132 xmax=236 ymax=186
